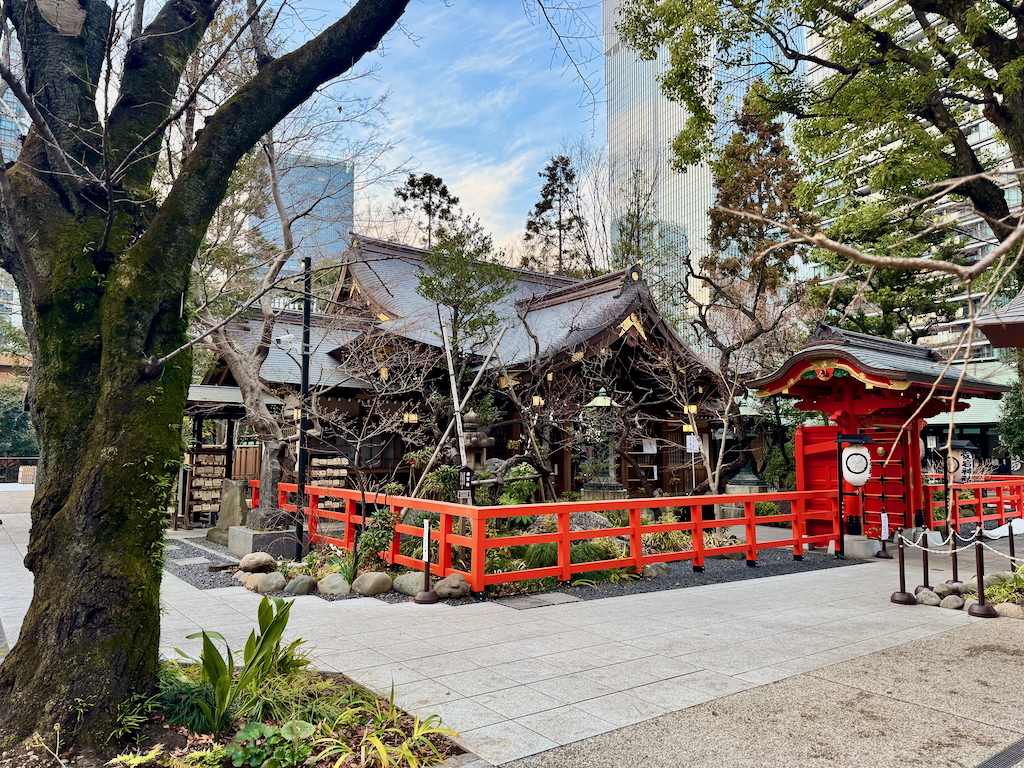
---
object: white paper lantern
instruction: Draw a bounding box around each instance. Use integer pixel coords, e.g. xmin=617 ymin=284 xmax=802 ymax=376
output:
xmin=948 ymin=448 xmax=974 ymax=484
xmin=842 ymin=444 xmax=872 ymax=487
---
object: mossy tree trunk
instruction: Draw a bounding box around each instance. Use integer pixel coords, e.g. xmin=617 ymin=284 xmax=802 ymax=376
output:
xmin=0 ymin=0 xmax=409 ymax=748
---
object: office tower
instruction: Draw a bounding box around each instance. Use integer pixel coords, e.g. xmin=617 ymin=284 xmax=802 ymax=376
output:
xmin=255 ymin=153 xmax=355 ymax=274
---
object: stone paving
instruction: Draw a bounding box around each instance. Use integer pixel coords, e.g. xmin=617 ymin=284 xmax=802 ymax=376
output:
xmin=1 ymin=486 xmax=1012 ymax=765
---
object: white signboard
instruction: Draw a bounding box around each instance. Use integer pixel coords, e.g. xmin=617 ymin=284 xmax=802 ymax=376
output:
xmin=926 ymin=435 xmax=937 ymax=449
xmin=881 ymin=513 xmax=890 ymax=540
xmin=686 ymin=435 xmax=701 ymax=454
xmin=457 ymin=490 xmax=472 ymax=503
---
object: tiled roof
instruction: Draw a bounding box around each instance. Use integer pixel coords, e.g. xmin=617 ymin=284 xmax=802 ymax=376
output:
xmin=343 ymin=236 xmax=685 ymax=368
xmin=976 ymin=289 xmax=1024 ymax=349
xmin=749 ymin=324 xmax=1009 ymax=396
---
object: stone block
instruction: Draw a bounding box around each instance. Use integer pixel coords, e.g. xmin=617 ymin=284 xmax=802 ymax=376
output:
xmin=228 ymin=526 xmax=306 ymax=560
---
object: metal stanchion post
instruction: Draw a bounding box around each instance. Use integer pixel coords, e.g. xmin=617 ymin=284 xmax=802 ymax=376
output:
xmin=891 ymin=527 xmax=916 ymax=605
xmin=968 ymin=526 xmax=998 ymax=618
xmin=414 ymin=520 xmax=439 ymax=604
xmin=1009 ymin=519 xmax=1018 ymax=572
xmin=916 ymin=527 xmax=931 ymax=594
xmin=948 ymin=522 xmax=959 ymax=585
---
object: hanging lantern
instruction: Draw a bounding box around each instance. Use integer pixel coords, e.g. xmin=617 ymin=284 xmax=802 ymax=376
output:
xmin=941 ymin=440 xmax=977 ymax=484
xmin=836 ymin=434 xmax=875 ymax=487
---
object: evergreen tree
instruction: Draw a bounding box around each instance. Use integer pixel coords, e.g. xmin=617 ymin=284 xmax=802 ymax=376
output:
xmin=524 ymin=155 xmax=587 ymax=276
xmin=392 ymin=172 xmax=460 ymax=248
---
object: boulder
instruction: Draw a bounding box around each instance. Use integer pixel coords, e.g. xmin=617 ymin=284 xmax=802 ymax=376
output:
xmin=435 ymin=573 xmax=471 ymax=599
xmin=234 ymin=570 xmax=249 ymax=584
xmin=933 ymin=582 xmax=955 ymax=598
xmin=206 ymin=527 xmax=229 ymax=547
xmin=961 ymin=578 xmax=978 ymax=594
xmin=245 ymin=572 xmax=262 ymax=590
xmin=643 ymin=563 xmax=671 ymax=579
xmin=939 ymin=595 xmax=965 ymax=610
xmin=284 ymin=575 xmax=317 ymax=596
xmin=985 ymin=571 xmax=1013 ymax=588
xmin=915 ymin=588 xmax=941 ymax=606
xmin=949 ymin=581 xmax=966 ymax=595
xmin=569 ymin=511 xmax=612 ymax=532
xmin=253 ymin=571 xmax=286 ymax=593
xmin=393 ymin=571 xmax=429 ymax=597
xmin=352 ymin=571 xmax=393 ymax=596
xmin=318 ymin=574 xmax=351 ymax=596
xmin=964 ymin=598 xmax=978 ymax=612
xmin=995 ymin=602 xmax=1024 ymax=619
xmin=238 ymin=552 xmax=276 ymax=573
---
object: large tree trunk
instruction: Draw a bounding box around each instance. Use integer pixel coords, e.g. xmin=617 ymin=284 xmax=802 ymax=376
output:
xmin=0 ymin=0 xmax=410 ymax=748
xmin=0 ymin=246 xmax=192 ymax=745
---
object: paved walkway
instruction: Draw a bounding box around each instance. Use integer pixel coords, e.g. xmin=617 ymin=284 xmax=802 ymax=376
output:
xmin=1 ymin=486 xmax=1020 ymax=766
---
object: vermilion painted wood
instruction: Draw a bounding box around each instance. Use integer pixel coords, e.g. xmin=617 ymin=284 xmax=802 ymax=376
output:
xmin=252 ymin=480 xmax=847 ymax=590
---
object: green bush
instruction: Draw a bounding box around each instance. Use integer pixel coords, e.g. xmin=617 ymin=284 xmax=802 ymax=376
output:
xmin=225 ymin=721 xmax=315 ymax=768
xmin=754 ymin=501 xmax=780 ymax=517
xmin=523 ymin=541 xmax=558 ymax=569
xmin=560 ymin=491 xmax=581 ymax=502
xmin=499 ymin=463 xmax=540 ymax=505
xmin=359 ymin=505 xmax=400 ymax=560
xmin=570 ymin=541 xmax=611 ymax=564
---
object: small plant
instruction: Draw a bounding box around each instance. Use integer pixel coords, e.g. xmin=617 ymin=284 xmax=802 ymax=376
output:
xmin=499 ymin=462 xmax=540 ymax=505
xmin=560 ymin=490 xmax=581 ymax=502
xmin=982 ymin=566 xmax=1024 ymax=605
xmin=181 ymin=597 xmax=297 ymax=736
xmin=360 ymin=505 xmax=401 ymax=561
xmin=224 ymin=721 xmax=315 ymax=768
xmin=523 ymin=541 xmax=558 ymax=569
xmin=105 ymin=693 xmax=160 ymax=744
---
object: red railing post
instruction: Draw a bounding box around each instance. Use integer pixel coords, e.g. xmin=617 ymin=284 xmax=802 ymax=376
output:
xmin=439 ymin=512 xmax=452 ymax=577
xmin=693 ymin=502 xmax=705 ymax=572
xmin=307 ymin=490 xmax=320 ymax=546
xmin=387 ymin=505 xmax=402 ymax=566
xmin=629 ymin=505 xmax=643 ymax=573
xmin=792 ymin=496 xmax=805 ymax=560
xmin=278 ymin=487 xmax=287 ymax=512
xmin=344 ymin=498 xmax=357 ymax=551
xmin=744 ymin=500 xmax=757 ymax=566
xmin=558 ymin=509 xmax=572 ymax=582
xmin=251 ymin=480 xmax=260 ymax=510
xmin=470 ymin=514 xmax=486 ymax=592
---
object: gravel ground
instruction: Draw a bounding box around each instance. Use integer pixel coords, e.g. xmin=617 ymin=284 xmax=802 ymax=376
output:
xmin=165 ymin=536 xmax=866 ymax=607
xmin=163 ymin=539 xmax=239 ymax=589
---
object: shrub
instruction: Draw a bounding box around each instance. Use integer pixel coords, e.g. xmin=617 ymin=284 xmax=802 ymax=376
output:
xmin=499 ymin=463 xmax=540 ymax=505
xmin=225 ymin=721 xmax=315 ymax=768
xmin=523 ymin=541 xmax=558 ymax=569
xmin=570 ymin=541 xmax=612 ymax=564
xmin=359 ymin=505 xmax=401 ymax=560
xmin=560 ymin=491 xmax=581 ymax=502
xmin=754 ymin=501 xmax=780 ymax=517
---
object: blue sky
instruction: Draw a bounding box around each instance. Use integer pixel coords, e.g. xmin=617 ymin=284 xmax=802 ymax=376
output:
xmin=313 ymin=1 xmax=606 ymax=247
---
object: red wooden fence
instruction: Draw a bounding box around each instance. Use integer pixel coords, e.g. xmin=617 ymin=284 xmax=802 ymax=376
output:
xmin=252 ymin=482 xmax=842 ymax=591
xmin=925 ymin=475 xmax=1024 ymax=529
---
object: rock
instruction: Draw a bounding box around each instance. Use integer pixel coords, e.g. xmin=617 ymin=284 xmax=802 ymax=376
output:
xmin=915 ymin=588 xmax=941 ymax=606
xmin=949 ymin=581 xmax=966 ymax=595
xmin=961 ymin=578 xmax=978 ymax=594
xmin=234 ymin=570 xmax=248 ymax=584
xmin=245 ymin=572 xmax=261 ymax=590
xmin=253 ymin=571 xmax=286 ymax=593
xmin=318 ymin=574 xmax=351 ymax=596
xmin=352 ymin=571 xmax=393 ymax=596
xmin=435 ymin=573 xmax=471 ymax=599
xmin=985 ymin=571 xmax=1013 ymax=588
xmin=933 ymin=582 xmax=954 ymax=598
xmin=206 ymin=527 xmax=229 ymax=546
xmin=995 ymin=602 xmax=1024 ymax=619
xmin=393 ymin=571 xmax=429 ymax=597
xmin=569 ymin=511 xmax=612 ymax=532
xmin=238 ymin=552 xmax=276 ymax=573
xmin=217 ymin=479 xmax=248 ymax=530
xmin=284 ymin=575 xmax=317 ymax=595
xmin=643 ymin=563 xmax=671 ymax=579
xmin=940 ymin=595 xmax=965 ymax=610
xmin=964 ymin=598 xmax=978 ymax=611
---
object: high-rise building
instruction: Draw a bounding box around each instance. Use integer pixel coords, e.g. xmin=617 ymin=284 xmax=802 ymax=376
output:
xmin=0 ymin=69 xmax=29 ymax=325
xmin=603 ymin=2 xmax=772 ymax=321
xmin=255 ymin=153 xmax=355 ymax=275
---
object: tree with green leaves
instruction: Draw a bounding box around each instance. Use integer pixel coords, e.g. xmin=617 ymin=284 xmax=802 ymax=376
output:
xmin=618 ymin=0 xmax=1024 ymax=291
xmin=0 ymin=383 xmax=35 ymax=456
xmin=392 ymin=173 xmax=460 ymax=249
xmin=674 ymin=104 xmax=816 ymax=491
xmin=0 ymin=316 xmax=28 ymax=359
xmin=523 ymin=155 xmax=589 ymax=276
xmin=0 ymin=0 xmax=410 ymax=747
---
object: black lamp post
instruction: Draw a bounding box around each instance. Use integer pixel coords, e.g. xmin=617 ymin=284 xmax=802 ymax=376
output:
xmin=835 ymin=433 xmax=876 ymax=559
xmin=295 ymin=252 xmax=312 ymax=561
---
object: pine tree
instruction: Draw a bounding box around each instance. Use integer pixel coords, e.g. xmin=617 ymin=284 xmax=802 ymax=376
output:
xmin=392 ymin=173 xmax=460 ymax=249
xmin=524 ymin=155 xmax=587 ymax=276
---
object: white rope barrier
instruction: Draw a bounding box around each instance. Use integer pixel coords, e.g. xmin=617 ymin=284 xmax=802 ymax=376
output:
xmin=896 ymin=532 xmax=977 ymax=556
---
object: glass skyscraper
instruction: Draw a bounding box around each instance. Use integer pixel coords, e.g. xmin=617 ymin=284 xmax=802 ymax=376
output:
xmin=255 ymin=153 xmax=355 ymax=275
xmin=0 ymin=72 xmax=28 ymax=324
xmin=603 ymin=2 xmax=780 ymax=323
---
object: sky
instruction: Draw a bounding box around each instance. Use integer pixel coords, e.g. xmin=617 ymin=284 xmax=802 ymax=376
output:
xmin=311 ymin=0 xmax=606 ymax=249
